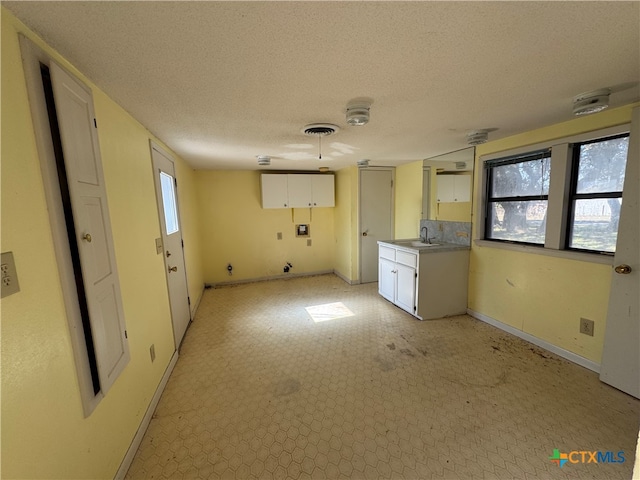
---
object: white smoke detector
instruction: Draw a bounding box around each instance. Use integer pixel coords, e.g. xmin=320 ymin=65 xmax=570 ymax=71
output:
xmin=466 ymin=130 xmax=489 ymax=145
xmin=573 ymin=89 xmax=610 ymax=116
xmin=257 ymin=155 xmax=271 ymax=166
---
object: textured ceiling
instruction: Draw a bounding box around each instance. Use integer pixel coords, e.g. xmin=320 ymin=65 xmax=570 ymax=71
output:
xmin=5 ymin=1 xmax=640 ymax=171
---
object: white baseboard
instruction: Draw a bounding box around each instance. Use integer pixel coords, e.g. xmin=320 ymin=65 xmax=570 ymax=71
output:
xmin=190 ymin=284 xmax=204 ymax=318
xmin=114 ymin=350 xmax=179 ymax=480
xmin=467 ymin=308 xmax=601 ymax=374
xmin=333 ymin=269 xmax=360 ymax=285
xmin=210 ymin=270 xmax=334 ymax=287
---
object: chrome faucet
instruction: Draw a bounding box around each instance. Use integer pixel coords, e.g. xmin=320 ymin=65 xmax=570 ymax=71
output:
xmin=421 ymin=226 xmax=428 ymax=243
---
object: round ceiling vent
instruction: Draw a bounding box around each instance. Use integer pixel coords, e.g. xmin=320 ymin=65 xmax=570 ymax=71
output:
xmin=302 ymin=123 xmax=340 ymax=136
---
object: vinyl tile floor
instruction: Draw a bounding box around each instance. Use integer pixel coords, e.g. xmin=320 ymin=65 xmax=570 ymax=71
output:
xmin=126 ymin=274 xmax=639 ymax=479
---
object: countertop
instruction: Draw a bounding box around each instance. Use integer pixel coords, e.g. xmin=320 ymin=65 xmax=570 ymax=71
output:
xmin=378 ymin=238 xmax=470 ymax=254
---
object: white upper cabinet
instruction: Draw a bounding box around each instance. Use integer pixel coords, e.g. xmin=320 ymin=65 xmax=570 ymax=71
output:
xmin=311 ymin=175 xmax=335 ymax=207
xmin=287 ymin=174 xmax=313 ymax=208
xmin=261 ymin=174 xmax=334 ymax=209
xmin=261 ymin=174 xmax=289 ymax=208
xmin=436 ymin=174 xmax=471 ymax=203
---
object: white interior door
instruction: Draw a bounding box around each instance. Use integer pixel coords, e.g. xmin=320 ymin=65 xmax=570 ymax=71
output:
xmin=151 ymin=143 xmax=191 ymax=349
xmin=600 ymin=107 xmax=639 ymax=399
xmin=360 ymin=168 xmax=394 ymax=283
xmin=50 ymin=62 xmax=129 ymax=393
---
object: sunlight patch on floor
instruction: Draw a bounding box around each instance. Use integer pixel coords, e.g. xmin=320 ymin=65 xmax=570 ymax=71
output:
xmin=305 ymin=302 xmax=355 ymax=323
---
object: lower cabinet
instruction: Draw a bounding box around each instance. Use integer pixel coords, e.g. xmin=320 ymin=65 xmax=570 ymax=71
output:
xmin=378 ymin=243 xmax=469 ymax=320
xmin=378 ymin=246 xmax=417 ymax=315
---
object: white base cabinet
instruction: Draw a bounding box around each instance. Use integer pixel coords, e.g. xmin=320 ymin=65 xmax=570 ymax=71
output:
xmin=378 ymin=242 xmax=469 ymax=320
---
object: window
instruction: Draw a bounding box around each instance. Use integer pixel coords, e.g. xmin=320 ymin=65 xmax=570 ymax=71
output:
xmin=568 ymin=134 xmax=629 ymax=253
xmin=481 ymin=126 xmax=630 ymax=257
xmin=485 ymin=151 xmax=551 ymax=245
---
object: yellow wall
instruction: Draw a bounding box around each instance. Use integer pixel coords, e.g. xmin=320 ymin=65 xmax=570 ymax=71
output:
xmin=469 ymin=103 xmax=638 ymax=364
xmin=394 ymin=160 xmax=422 ymax=238
xmin=1 ymin=10 xmax=203 ymax=478
xmin=196 ymin=171 xmax=335 ymax=284
xmin=334 ymin=166 xmax=359 ymax=282
xmin=435 ymin=199 xmax=472 ymax=222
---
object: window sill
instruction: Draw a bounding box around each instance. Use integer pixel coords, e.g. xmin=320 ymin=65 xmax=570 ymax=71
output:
xmin=473 ymin=239 xmax=614 ymax=265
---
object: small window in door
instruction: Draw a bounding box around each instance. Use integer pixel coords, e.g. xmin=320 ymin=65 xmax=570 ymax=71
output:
xmin=160 ymin=171 xmax=179 ymax=235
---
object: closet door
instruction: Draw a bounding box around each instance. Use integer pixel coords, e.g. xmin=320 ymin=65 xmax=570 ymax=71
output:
xmin=51 ymin=62 xmax=129 ymax=393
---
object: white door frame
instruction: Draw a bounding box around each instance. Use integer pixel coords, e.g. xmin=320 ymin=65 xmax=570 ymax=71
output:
xmin=359 ymin=167 xmax=395 ymax=283
xmin=150 ymin=142 xmax=192 ymax=349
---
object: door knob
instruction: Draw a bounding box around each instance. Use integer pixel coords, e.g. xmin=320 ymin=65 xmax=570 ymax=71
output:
xmin=82 ymin=233 xmax=92 ymax=243
xmin=614 ymin=264 xmax=632 ymax=274
xmin=168 ymin=266 xmax=178 ymax=273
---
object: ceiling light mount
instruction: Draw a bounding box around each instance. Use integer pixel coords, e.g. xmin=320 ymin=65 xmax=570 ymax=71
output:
xmin=466 ymin=130 xmax=489 ymax=146
xmin=572 ymin=88 xmax=610 ymax=116
xmin=346 ymin=102 xmax=370 ymax=126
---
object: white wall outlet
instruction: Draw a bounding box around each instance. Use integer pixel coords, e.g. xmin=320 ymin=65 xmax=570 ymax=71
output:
xmin=580 ymin=318 xmax=595 ymax=337
xmin=1 ymin=252 xmax=20 ymax=298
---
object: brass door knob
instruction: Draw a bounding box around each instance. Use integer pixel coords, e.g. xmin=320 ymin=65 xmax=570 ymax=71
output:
xmin=614 ymin=264 xmax=632 ymax=274
xmin=168 ymin=266 xmax=178 ymax=273
xmin=82 ymin=233 xmax=92 ymax=243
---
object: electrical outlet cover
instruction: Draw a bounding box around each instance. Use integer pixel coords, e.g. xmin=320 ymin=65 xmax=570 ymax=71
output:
xmin=1 ymin=252 xmax=20 ymax=298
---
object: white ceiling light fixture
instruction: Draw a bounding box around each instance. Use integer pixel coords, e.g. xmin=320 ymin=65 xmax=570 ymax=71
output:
xmin=572 ymin=88 xmax=610 ymax=116
xmin=346 ymin=102 xmax=370 ymax=126
xmin=466 ymin=130 xmax=489 ymax=145
xmin=257 ymin=155 xmax=271 ymax=166
xmin=302 ymin=123 xmax=339 ymax=160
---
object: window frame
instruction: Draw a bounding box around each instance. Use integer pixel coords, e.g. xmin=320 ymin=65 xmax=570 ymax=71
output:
xmin=484 ymin=150 xmax=551 ymax=247
xmin=475 ymin=124 xmax=631 ymax=264
xmin=566 ymin=133 xmax=630 ymax=254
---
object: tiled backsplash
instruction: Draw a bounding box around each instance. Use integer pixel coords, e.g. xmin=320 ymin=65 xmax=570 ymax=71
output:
xmin=419 ymin=219 xmax=471 ymax=246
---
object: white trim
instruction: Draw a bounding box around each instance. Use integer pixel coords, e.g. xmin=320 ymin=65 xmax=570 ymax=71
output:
xmin=210 ymin=270 xmax=335 ymax=288
xmin=333 ymin=269 xmax=360 ymax=285
xmin=114 ymin=350 xmax=179 ymax=480
xmin=190 ymin=284 xmax=205 ymax=318
xmin=467 ymin=309 xmax=601 ymax=373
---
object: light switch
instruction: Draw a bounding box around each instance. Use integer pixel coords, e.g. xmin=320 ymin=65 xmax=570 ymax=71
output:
xmin=155 ymin=238 xmax=163 ymax=254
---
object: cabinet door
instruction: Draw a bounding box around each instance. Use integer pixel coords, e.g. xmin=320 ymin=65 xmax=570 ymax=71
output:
xmin=378 ymin=257 xmax=396 ymax=302
xmin=261 ymin=174 xmax=289 ymax=208
xmin=395 ymin=263 xmax=416 ymax=314
xmin=436 ymin=175 xmax=455 ymax=202
xmin=287 ymin=174 xmax=313 ymax=207
xmin=453 ymin=175 xmax=471 ymax=202
xmin=311 ymin=175 xmax=335 ymax=207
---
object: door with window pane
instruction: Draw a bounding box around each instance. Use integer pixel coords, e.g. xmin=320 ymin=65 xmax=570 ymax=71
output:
xmin=152 ymin=143 xmax=191 ymax=348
